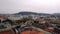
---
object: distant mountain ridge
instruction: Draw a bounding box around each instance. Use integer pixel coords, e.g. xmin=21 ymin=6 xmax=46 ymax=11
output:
xmin=15 ymin=11 xmax=52 ymax=16
xmin=53 ymin=13 xmax=60 ymax=17
xmin=16 ymin=12 xmax=38 ymax=15
xmin=14 ymin=11 xmax=60 ymax=17
xmin=0 ymin=11 xmax=60 ymax=17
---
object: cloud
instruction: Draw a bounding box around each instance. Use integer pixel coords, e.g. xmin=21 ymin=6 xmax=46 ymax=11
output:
xmin=0 ymin=0 xmax=60 ymax=14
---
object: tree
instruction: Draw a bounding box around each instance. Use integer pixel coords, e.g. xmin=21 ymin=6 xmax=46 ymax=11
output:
xmin=15 ymin=18 xmax=31 ymax=24
xmin=0 ymin=25 xmax=7 ymax=29
xmin=2 ymin=19 xmax=14 ymax=25
xmin=56 ymin=24 xmax=60 ymax=28
xmin=0 ymin=19 xmax=1 ymax=23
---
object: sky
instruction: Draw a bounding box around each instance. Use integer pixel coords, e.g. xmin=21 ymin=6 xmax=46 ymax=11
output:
xmin=0 ymin=0 xmax=60 ymax=14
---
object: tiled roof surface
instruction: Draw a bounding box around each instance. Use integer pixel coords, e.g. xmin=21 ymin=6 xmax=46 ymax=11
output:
xmin=43 ymin=28 xmax=53 ymax=32
xmin=0 ymin=30 xmax=15 ymax=34
xmin=20 ymin=30 xmax=44 ymax=34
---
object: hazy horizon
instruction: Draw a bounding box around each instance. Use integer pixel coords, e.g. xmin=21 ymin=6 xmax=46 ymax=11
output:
xmin=0 ymin=0 xmax=60 ymax=14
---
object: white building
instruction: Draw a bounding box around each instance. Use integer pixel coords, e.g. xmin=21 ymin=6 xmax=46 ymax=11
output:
xmin=8 ymin=15 xmax=24 ymax=20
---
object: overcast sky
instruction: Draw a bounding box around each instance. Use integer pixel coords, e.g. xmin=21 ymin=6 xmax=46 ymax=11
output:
xmin=0 ymin=0 xmax=60 ymax=14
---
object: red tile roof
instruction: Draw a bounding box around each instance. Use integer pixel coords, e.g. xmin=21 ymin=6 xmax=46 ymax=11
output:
xmin=20 ymin=30 xmax=44 ymax=34
xmin=0 ymin=30 xmax=15 ymax=34
xmin=43 ymin=27 xmax=53 ymax=32
xmin=0 ymin=16 xmax=6 ymax=18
